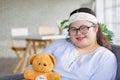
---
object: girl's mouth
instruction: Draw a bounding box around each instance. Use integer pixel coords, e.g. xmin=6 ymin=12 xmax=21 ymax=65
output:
xmin=76 ymin=37 xmax=85 ymax=41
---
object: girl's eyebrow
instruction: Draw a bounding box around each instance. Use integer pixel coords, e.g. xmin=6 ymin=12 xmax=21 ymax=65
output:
xmin=70 ymin=24 xmax=95 ymax=28
xmin=70 ymin=26 xmax=76 ymax=28
xmin=70 ymin=25 xmax=87 ymax=28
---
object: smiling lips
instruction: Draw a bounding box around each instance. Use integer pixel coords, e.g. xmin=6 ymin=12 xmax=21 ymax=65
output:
xmin=76 ymin=37 xmax=85 ymax=41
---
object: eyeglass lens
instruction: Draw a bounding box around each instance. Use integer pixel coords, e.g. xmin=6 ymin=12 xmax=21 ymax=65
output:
xmin=69 ymin=25 xmax=94 ymax=34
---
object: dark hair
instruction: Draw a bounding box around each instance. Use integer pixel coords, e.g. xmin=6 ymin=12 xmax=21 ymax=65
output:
xmin=70 ymin=7 xmax=96 ymax=17
xmin=69 ymin=7 xmax=112 ymax=50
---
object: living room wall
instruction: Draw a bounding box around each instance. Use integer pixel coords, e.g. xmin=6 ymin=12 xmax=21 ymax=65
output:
xmin=0 ymin=0 xmax=81 ymax=57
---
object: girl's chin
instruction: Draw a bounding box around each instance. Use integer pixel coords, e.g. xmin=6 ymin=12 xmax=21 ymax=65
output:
xmin=75 ymin=44 xmax=86 ymax=48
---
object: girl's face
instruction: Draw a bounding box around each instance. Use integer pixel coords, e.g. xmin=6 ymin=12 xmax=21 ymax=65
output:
xmin=69 ymin=20 xmax=98 ymax=48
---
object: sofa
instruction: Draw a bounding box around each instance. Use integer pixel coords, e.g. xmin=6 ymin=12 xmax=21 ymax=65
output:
xmin=0 ymin=44 xmax=120 ymax=80
xmin=112 ymin=44 xmax=120 ymax=80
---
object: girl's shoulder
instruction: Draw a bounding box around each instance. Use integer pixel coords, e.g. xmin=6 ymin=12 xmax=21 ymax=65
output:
xmin=94 ymin=46 xmax=116 ymax=60
xmin=96 ymin=46 xmax=113 ymax=54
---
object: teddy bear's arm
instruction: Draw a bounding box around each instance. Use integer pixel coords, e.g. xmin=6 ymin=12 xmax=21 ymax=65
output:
xmin=24 ymin=69 xmax=37 ymax=80
xmin=47 ymin=72 xmax=60 ymax=80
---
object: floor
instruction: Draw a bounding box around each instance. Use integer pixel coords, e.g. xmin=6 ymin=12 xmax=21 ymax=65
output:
xmin=0 ymin=58 xmax=18 ymax=75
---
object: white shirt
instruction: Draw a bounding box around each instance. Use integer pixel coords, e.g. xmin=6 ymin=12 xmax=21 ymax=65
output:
xmin=43 ymin=39 xmax=117 ymax=80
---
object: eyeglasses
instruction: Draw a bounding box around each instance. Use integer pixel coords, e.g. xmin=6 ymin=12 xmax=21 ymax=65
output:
xmin=68 ymin=25 xmax=95 ymax=35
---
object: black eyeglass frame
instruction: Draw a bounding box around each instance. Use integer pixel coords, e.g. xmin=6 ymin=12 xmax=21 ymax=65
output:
xmin=68 ymin=24 xmax=96 ymax=35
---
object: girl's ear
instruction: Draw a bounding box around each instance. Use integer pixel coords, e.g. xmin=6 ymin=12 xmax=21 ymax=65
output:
xmin=94 ymin=24 xmax=99 ymax=32
xmin=29 ymin=54 xmax=36 ymax=64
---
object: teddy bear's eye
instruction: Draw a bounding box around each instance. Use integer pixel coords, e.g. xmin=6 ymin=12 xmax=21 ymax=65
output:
xmin=43 ymin=63 xmax=47 ymax=66
xmin=38 ymin=63 xmax=41 ymax=65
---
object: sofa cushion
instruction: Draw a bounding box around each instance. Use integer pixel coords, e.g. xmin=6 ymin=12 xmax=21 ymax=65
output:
xmin=0 ymin=73 xmax=24 ymax=80
xmin=111 ymin=44 xmax=120 ymax=80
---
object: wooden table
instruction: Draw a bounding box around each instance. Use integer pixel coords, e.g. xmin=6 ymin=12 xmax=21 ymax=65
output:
xmin=13 ymin=34 xmax=68 ymax=73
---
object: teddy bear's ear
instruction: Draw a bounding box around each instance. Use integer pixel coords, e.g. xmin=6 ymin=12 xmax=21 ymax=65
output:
xmin=29 ymin=54 xmax=36 ymax=64
xmin=49 ymin=54 xmax=56 ymax=64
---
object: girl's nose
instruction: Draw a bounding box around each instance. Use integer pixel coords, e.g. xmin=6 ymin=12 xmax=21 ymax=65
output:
xmin=76 ymin=30 xmax=82 ymax=35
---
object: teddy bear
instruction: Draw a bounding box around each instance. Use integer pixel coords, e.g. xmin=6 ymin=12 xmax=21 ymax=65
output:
xmin=24 ymin=53 xmax=60 ymax=80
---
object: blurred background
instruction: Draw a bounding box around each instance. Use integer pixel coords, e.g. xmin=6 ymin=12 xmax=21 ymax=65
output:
xmin=0 ymin=0 xmax=119 ymax=75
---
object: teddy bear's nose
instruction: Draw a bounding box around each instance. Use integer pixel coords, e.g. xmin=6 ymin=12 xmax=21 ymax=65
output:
xmin=43 ymin=63 xmax=47 ymax=66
